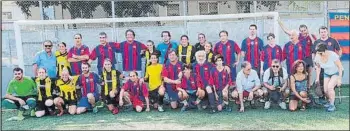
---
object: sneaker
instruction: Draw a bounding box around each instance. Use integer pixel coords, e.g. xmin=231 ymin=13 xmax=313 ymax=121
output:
xmin=326 ymin=105 xmax=336 ymax=112
xmin=259 ymin=99 xmax=266 ymax=103
xmin=324 ymin=102 xmax=331 ymax=108
xmin=209 ymin=108 xmax=216 ymax=114
xmin=225 ymin=106 xmax=232 ymax=112
xmin=318 ymin=97 xmax=327 ymax=105
xmin=197 ymin=104 xmax=203 ymax=111
xmin=6 ymin=116 xmax=25 ymax=121
xmin=95 ymin=101 xmax=104 ymax=108
xmin=300 ymin=106 xmax=306 ymax=111
xmin=202 ymin=105 xmax=207 ymax=109
xmin=158 ymin=105 xmax=164 ymax=112
xmin=124 ymin=105 xmax=133 ymax=112
xmin=180 ymin=106 xmax=187 ymax=112
xmin=93 ymin=106 xmax=99 ymax=113
xmin=250 ymin=100 xmax=256 ymax=109
xmin=30 ymin=109 xmax=36 ymax=117
xmin=264 ymin=101 xmax=271 ymax=109
xmin=279 ymin=102 xmax=287 ymax=110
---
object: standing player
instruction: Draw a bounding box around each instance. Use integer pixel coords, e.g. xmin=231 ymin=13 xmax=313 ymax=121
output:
xmin=161 ymin=49 xmax=183 ymax=109
xmin=89 ymin=32 xmax=118 ymax=75
xmin=68 ymin=33 xmax=90 ymax=76
xmin=282 ymin=30 xmax=306 ymax=75
xmin=241 ymin=24 xmax=264 ymax=76
xmin=177 ymin=64 xmax=203 ymax=112
xmin=278 ymin=20 xmax=316 ymax=87
xmin=119 ymin=71 xmax=150 ymax=112
xmin=144 ymin=53 xmax=165 ymax=112
xmin=55 ymin=42 xmax=71 ymax=77
xmin=2 ymin=67 xmax=37 ymax=121
xmin=116 ymin=29 xmax=148 ymax=76
xmin=101 ymin=59 xmax=126 ymax=114
xmin=260 ymin=33 xmax=283 ymax=73
xmin=76 ymin=63 xmax=101 ymax=114
xmin=141 ymin=40 xmax=161 ymax=73
xmin=204 ymin=42 xmax=215 ymax=64
xmin=177 ymin=35 xmax=196 ymax=64
xmin=194 ymin=33 xmax=207 ymax=51
xmin=54 ymin=69 xmax=79 ymax=116
xmin=157 ymin=31 xmax=178 ymax=64
xmin=209 ymin=54 xmax=232 ymax=113
xmin=312 ymin=26 xmax=342 ymax=104
xmin=214 ymin=30 xmax=241 ymax=85
xmin=34 ymin=68 xmax=55 ymax=117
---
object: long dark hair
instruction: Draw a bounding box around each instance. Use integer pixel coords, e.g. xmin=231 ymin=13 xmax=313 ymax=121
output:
xmin=292 ymin=60 xmax=307 ymax=75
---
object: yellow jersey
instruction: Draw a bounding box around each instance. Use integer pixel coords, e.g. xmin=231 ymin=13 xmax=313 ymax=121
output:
xmin=56 ymin=76 xmax=79 ymax=101
xmin=145 ymin=64 xmax=163 ymax=91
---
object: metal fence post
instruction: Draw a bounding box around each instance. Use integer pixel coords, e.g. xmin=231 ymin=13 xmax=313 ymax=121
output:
xmin=111 ymin=1 xmax=116 ymax=41
xmin=39 ymin=1 xmax=44 ymax=20
xmin=324 ymin=1 xmax=329 ymax=28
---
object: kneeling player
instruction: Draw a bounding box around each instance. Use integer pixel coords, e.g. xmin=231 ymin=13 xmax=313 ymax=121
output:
xmin=76 ymin=63 xmax=101 ymax=114
xmin=209 ymin=54 xmax=232 ymax=113
xmin=119 ymin=71 xmax=150 ymax=112
xmin=54 ymin=69 xmax=78 ymax=116
xmin=177 ymin=64 xmax=205 ymax=112
xmin=232 ymin=62 xmax=263 ymax=112
xmin=101 ymin=59 xmax=125 ymax=114
xmin=34 ymin=68 xmax=55 ymax=117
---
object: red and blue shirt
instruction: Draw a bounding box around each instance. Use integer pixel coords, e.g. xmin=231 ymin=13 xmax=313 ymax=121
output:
xmin=116 ymin=41 xmax=147 ymax=71
xmin=282 ymin=41 xmax=306 ymax=74
xmin=299 ymin=33 xmax=317 ymax=57
xmin=122 ymin=80 xmax=149 ymax=101
xmin=76 ymin=72 xmax=101 ymax=97
xmin=161 ymin=61 xmax=183 ymax=91
xmin=209 ymin=67 xmax=231 ymax=91
xmin=241 ymin=37 xmax=264 ymax=68
xmin=192 ymin=62 xmax=213 ymax=88
xmin=177 ymin=73 xmax=198 ymax=92
xmin=260 ymin=44 xmax=283 ymax=71
xmin=68 ymin=45 xmax=90 ymax=75
xmin=213 ymin=40 xmax=241 ymax=66
xmin=90 ymin=42 xmax=118 ymax=75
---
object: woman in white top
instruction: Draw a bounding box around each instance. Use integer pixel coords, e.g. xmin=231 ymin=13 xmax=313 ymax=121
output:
xmin=314 ymin=43 xmax=343 ymax=112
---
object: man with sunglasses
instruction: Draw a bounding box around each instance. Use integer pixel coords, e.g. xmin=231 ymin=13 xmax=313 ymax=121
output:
xmin=2 ymin=67 xmax=37 ymax=121
xmin=89 ymin=32 xmax=118 ymax=75
xmin=33 ymin=40 xmax=58 ymax=98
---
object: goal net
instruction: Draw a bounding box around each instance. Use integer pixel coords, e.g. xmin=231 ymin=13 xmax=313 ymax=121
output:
xmin=13 ymin=12 xmax=279 ymax=76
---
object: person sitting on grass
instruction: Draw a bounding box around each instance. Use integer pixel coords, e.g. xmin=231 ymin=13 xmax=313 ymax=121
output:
xmin=177 ymin=64 xmax=204 ymax=112
xmin=33 ymin=68 xmax=55 ymax=117
xmin=2 ymin=67 xmax=37 ymax=121
xmin=54 ymin=68 xmax=79 ymax=116
xmin=119 ymin=71 xmax=150 ymax=112
xmin=289 ymin=60 xmax=311 ymax=111
xmin=100 ymin=59 xmax=126 ymax=115
xmin=232 ymin=61 xmax=263 ymax=112
xmin=262 ymin=59 xmax=289 ymax=110
xmin=76 ymin=62 xmax=102 ymax=114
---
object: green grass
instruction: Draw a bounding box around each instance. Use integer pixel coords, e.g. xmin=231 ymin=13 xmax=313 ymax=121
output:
xmin=2 ymin=87 xmax=349 ymax=130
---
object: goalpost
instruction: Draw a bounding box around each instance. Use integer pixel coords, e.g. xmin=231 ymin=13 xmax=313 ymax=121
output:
xmin=13 ymin=12 xmax=279 ymax=75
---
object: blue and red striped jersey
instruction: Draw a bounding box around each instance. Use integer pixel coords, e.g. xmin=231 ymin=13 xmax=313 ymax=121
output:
xmin=213 ymin=40 xmax=241 ymax=66
xmin=282 ymin=41 xmax=306 ymax=74
xmin=116 ymin=41 xmax=147 ymax=71
xmin=177 ymin=73 xmax=198 ymax=91
xmin=299 ymin=33 xmax=317 ymax=57
xmin=209 ymin=67 xmax=231 ymax=91
xmin=161 ymin=61 xmax=183 ymax=91
xmin=90 ymin=42 xmax=118 ymax=75
xmin=192 ymin=62 xmax=213 ymax=88
xmin=123 ymin=80 xmax=149 ymax=99
xmin=260 ymin=44 xmax=283 ymax=71
xmin=68 ymin=45 xmax=90 ymax=76
xmin=241 ymin=37 xmax=264 ymax=68
xmin=77 ymin=72 xmax=101 ymax=97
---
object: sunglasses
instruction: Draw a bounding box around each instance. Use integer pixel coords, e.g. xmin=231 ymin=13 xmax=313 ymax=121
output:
xmin=44 ymin=45 xmax=52 ymax=48
xmin=272 ymin=65 xmax=279 ymax=68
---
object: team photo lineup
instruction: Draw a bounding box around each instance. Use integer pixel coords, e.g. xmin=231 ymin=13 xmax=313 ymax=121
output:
xmin=2 ymin=19 xmax=345 ymax=121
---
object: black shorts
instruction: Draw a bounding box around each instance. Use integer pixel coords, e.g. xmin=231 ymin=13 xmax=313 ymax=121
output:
xmin=9 ymin=95 xmax=36 ymax=109
xmin=149 ymin=88 xmax=159 ymax=104
xmin=63 ymin=99 xmax=77 ymax=106
xmin=304 ymin=56 xmax=313 ymax=68
xmin=101 ymin=91 xmax=119 ymax=105
xmin=36 ymin=98 xmax=52 ymax=111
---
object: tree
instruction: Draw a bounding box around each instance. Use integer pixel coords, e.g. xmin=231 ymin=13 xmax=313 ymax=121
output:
xmin=16 ymin=1 xmax=168 ymax=19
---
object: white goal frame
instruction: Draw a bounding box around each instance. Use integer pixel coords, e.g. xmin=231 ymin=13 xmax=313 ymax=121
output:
xmin=13 ymin=12 xmax=279 ymax=73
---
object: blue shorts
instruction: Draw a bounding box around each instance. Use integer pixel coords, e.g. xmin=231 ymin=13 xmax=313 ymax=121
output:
xmin=78 ymin=95 xmax=99 ymax=109
xmin=324 ymin=72 xmax=339 ymax=78
xmin=165 ymin=84 xmax=179 ymax=102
